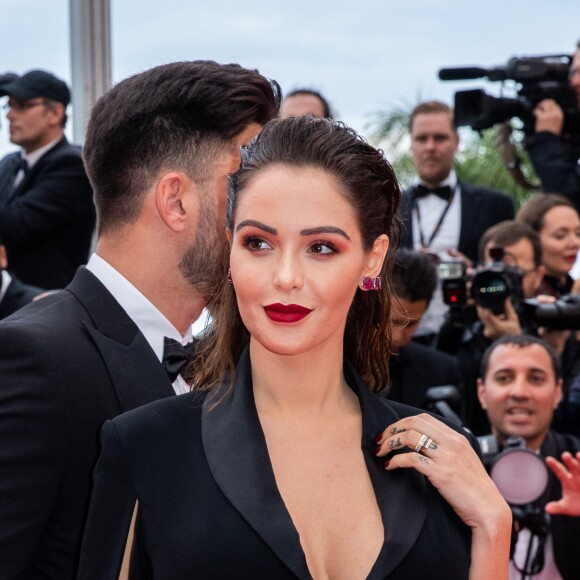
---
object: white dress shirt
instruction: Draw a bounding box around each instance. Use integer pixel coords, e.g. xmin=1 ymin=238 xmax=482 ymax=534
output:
xmin=12 ymin=137 xmax=62 ymax=189
xmin=86 ymin=253 xmax=193 ymax=395
xmin=411 ymin=171 xmax=461 ymax=337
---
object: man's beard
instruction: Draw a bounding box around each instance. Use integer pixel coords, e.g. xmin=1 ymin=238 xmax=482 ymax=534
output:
xmin=178 ymin=195 xmax=229 ymax=303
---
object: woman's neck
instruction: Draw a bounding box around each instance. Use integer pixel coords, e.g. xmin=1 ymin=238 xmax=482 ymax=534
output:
xmin=250 ymin=339 xmax=358 ymax=417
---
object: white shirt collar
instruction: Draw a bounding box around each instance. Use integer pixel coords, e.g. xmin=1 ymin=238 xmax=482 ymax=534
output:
xmin=0 ymin=270 xmax=12 ymax=304
xmin=23 ymin=137 xmax=62 ymax=169
xmin=85 ymin=254 xmax=193 ymax=363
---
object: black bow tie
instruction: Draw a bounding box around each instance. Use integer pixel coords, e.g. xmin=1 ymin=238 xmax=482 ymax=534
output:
xmin=162 ymin=337 xmax=196 ymax=383
xmin=414 ymin=184 xmax=452 ymax=201
xmin=15 ymin=156 xmax=29 ymax=176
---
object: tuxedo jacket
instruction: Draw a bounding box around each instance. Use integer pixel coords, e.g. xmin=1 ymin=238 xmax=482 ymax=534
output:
xmin=0 ymin=267 xmax=175 ymax=579
xmin=387 ymin=341 xmax=462 ymax=410
xmin=0 ymin=274 xmax=43 ymax=320
xmin=399 ymin=181 xmax=515 ymax=262
xmin=78 ymin=348 xmax=473 ymax=580
xmin=0 ymin=138 xmax=95 ymax=289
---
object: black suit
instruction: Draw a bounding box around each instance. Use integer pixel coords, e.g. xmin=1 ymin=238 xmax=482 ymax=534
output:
xmin=400 ymin=181 xmax=515 ymax=262
xmin=0 ymin=138 xmax=95 ymax=289
xmin=0 ymin=273 xmax=43 ymax=320
xmin=0 ymin=268 xmax=175 ymax=579
xmin=388 ymin=341 xmax=462 ymax=410
xmin=78 ymin=349 xmax=474 ymax=580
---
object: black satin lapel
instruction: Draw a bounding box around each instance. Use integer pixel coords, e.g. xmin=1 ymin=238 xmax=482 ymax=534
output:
xmin=202 ymin=349 xmax=310 ymax=579
xmin=457 ymin=184 xmax=482 ymax=255
xmin=399 ymin=191 xmax=414 ymax=248
xmin=85 ymin=323 xmax=174 ymax=412
xmin=68 ymin=268 xmax=174 ymax=412
xmin=345 ymin=362 xmax=428 ymax=578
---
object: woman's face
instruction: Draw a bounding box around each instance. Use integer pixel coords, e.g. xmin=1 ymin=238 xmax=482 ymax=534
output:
xmin=539 ymin=205 xmax=580 ymax=279
xmin=229 ymin=164 xmax=388 ymax=357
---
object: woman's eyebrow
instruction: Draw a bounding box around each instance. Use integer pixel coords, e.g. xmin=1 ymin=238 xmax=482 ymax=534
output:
xmin=235 ymin=219 xmax=277 ymax=234
xmin=300 ymin=226 xmax=351 ymax=241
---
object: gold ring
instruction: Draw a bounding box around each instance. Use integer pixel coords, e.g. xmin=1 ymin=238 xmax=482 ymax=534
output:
xmin=423 ymin=438 xmax=433 ymax=453
xmin=415 ymin=433 xmax=429 ymax=453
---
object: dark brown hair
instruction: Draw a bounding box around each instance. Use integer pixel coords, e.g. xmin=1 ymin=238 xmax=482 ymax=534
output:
xmin=478 ymin=220 xmax=542 ymax=267
xmin=516 ymin=194 xmax=577 ymax=233
xmin=83 ymin=60 xmax=281 ymax=234
xmin=190 ymin=116 xmax=401 ymax=394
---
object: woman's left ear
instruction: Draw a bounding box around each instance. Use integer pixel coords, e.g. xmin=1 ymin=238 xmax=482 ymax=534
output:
xmin=364 ymin=234 xmax=390 ymax=277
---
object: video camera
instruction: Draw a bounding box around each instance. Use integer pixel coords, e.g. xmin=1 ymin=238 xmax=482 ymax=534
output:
xmin=439 ymin=55 xmax=580 ymax=146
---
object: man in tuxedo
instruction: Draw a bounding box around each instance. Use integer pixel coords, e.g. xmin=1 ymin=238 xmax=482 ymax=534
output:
xmin=400 ymin=100 xmax=515 ymax=343
xmin=280 ymin=88 xmax=333 ymax=119
xmin=387 ymin=249 xmax=462 ymax=411
xmin=0 ymin=61 xmax=281 ymax=580
xmin=0 ymin=238 xmax=43 ymax=319
xmin=0 ymin=70 xmax=95 ymax=288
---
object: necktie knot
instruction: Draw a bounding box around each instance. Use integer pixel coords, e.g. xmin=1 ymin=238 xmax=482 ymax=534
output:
xmin=162 ymin=337 xmax=196 ymax=383
xmin=15 ymin=156 xmax=29 ymax=175
xmin=414 ymin=184 xmax=452 ymax=201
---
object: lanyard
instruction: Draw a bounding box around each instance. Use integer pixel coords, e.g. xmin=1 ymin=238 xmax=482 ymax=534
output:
xmin=413 ymin=184 xmax=457 ymax=249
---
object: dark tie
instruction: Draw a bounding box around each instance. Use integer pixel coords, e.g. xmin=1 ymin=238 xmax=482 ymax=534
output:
xmin=162 ymin=337 xmax=196 ymax=383
xmin=11 ymin=157 xmax=28 ymax=191
xmin=414 ymin=184 xmax=452 ymax=201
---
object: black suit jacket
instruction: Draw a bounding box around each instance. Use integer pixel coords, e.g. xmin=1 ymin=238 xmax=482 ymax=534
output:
xmin=78 ymin=349 xmax=473 ymax=580
xmin=0 ymin=268 xmax=175 ymax=579
xmin=0 ymin=138 xmax=95 ymax=288
xmin=399 ymin=181 xmax=515 ymax=262
xmin=0 ymin=273 xmax=43 ymax=320
xmin=388 ymin=341 xmax=462 ymax=410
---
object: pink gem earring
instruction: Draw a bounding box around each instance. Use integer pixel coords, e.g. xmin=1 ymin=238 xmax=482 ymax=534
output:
xmin=359 ymin=276 xmax=382 ymax=291
xmin=227 ymin=269 xmax=233 ymax=284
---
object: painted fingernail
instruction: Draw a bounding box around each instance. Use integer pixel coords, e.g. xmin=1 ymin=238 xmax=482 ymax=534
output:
xmin=384 ymin=460 xmax=390 ymax=469
xmin=375 ymin=445 xmax=381 ymax=456
xmin=374 ymin=433 xmax=383 ymax=444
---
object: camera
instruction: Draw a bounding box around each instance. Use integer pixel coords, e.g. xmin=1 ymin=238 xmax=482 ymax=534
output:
xmin=437 ymin=260 xmax=468 ymax=307
xmin=471 ymin=247 xmax=523 ymax=314
xmin=520 ymin=293 xmax=580 ymax=331
xmin=439 ymin=54 xmax=580 ymax=145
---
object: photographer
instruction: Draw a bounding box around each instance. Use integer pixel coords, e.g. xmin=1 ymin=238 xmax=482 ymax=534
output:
xmin=528 ymin=40 xmax=580 ymax=209
xmin=477 ymin=335 xmax=580 ymax=579
xmin=439 ymin=221 xmax=547 ymax=434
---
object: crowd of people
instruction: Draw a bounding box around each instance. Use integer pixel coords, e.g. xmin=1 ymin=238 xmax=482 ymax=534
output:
xmin=0 ymin=41 xmax=580 ymax=580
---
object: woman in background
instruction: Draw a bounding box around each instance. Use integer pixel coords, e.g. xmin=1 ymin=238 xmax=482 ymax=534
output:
xmin=78 ymin=117 xmax=511 ymax=579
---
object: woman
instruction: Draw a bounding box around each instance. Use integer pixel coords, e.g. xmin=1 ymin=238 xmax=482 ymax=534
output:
xmin=78 ymin=118 xmax=510 ymax=579
xmin=516 ymin=194 xmax=580 ymax=297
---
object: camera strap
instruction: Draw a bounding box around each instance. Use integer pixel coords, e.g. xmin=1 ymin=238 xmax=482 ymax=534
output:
xmin=413 ymin=184 xmax=457 ymax=248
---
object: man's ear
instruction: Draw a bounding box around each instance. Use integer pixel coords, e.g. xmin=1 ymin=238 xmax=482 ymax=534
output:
xmin=155 ymin=171 xmax=197 ymax=232
xmin=363 ymin=234 xmax=389 ymax=278
xmin=476 ymin=379 xmax=487 ymax=410
xmin=554 ymin=378 xmax=563 ymax=409
xmin=0 ymin=245 xmax=7 ymax=270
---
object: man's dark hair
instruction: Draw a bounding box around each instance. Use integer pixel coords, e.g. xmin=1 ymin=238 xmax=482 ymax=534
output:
xmin=285 ymin=88 xmax=333 ymax=119
xmin=409 ymin=100 xmax=455 ymax=132
xmin=478 ymin=220 xmax=542 ymax=267
xmin=83 ymin=60 xmax=281 ymax=234
xmin=480 ymin=334 xmax=562 ymax=382
xmin=391 ymin=249 xmax=438 ymax=303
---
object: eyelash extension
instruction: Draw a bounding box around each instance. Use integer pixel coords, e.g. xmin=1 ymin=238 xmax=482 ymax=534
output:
xmin=310 ymin=240 xmax=340 ymax=254
xmin=241 ymin=235 xmax=269 ymax=251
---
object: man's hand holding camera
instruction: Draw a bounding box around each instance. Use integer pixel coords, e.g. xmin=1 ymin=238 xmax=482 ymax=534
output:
xmin=477 ymin=298 xmax=521 ymax=341
xmin=534 ymin=99 xmax=565 ymax=136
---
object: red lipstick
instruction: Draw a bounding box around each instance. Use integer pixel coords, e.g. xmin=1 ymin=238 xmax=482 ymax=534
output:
xmin=264 ymin=303 xmax=312 ymax=323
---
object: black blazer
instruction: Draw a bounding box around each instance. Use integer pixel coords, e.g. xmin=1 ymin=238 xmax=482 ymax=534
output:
xmin=0 ymin=268 xmax=175 ymax=580
xmin=399 ymin=181 xmax=515 ymax=262
xmin=78 ymin=348 xmax=473 ymax=580
xmin=0 ymin=274 xmax=43 ymax=320
xmin=388 ymin=341 xmax=462 ymax=410
xmin=0 ymin=138 xmax=95 ymax=288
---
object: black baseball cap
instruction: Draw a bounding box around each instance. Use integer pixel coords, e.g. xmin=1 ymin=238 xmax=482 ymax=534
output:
xmin=1 ymin=70 xmax=70 ymax=107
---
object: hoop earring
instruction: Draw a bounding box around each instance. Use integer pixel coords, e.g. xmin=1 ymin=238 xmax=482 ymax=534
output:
xmin=359 ymin=276 xmax=382 ymax=291
xmin=227 ymin=269 xmax=233 ymax=284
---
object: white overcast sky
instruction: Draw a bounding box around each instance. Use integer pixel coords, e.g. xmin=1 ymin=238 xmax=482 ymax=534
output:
xmin=1 ymin=0 xmax=578 ymax=157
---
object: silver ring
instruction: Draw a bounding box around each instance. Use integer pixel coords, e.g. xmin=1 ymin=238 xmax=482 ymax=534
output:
xmin=415 ymin=433 xmax=429 ymax=453
xmin=423 ymin=438 xmax=433 ymax=453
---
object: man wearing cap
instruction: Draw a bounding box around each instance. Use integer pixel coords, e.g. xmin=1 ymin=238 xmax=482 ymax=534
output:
xmin=0 ymin=69 xmax=95 ymax=288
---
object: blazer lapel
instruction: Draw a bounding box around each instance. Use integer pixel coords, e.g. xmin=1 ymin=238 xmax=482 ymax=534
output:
xmin=399 ymin=190 xmax=414 ymax=248
xmin=202 ymin=349 xmax=429 ymax=579
xmin=202 ymin=349 xmax=311 ymax=579
xmin=457 ymin=181 xmax=483 ymax=256
xmin=67 ymin=268 xmax=175 ymax=412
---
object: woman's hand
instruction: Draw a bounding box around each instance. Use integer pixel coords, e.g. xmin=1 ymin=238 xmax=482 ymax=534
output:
xmin=375 ymin=413 xmax=512 ymax=580
xmin=545 ymin=451 xmax=580 ymax=517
